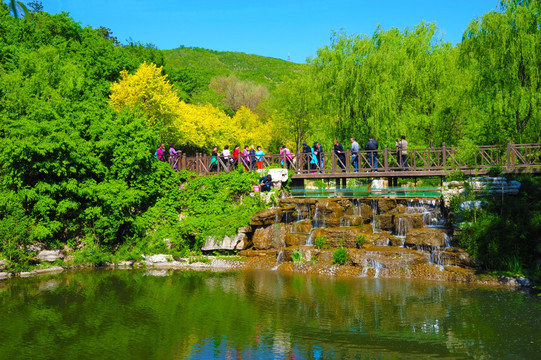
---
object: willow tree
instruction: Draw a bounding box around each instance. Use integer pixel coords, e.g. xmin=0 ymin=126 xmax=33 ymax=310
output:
xmin=309 ymin=24 xmax=458 ymax=147
xmin=460 ymin=0 xmax=541 ymax=144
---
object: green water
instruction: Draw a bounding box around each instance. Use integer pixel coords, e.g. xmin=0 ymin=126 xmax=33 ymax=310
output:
xmin=0 ymin=270 xmax=539 ymax=359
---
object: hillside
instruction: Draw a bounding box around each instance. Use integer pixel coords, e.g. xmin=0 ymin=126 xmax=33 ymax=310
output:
xmin=162 ymin=46 xmax=307 ymax=88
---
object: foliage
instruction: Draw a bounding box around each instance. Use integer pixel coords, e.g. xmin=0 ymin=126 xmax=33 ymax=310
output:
xmin=176 ymin=171 xmax=268 ymax=249
xmin=315 ymin=236 xmax=326 ymax=249
xmin=189 ymin=255 xmax=211 ymax=264
xmin=460 ymin=0 xmax=541 ymax=144
xmin=357 ymin=235 xmax=366 ymax=248
xmin=210 ymin=74 xmax=269 ymax=116
xmin=332 ymin=247 xmax=349 ymax=265
xmin=291 ymin=249 xmax=303 ymax=263
xmin=455 ymin=175 xmax=541 ymax=281
xmin=109 ymin=63 xmax=274 ymax=152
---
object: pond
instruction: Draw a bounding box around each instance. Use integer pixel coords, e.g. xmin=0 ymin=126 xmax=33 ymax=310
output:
xmin=0 ymin=269 xmax=539 ymax=359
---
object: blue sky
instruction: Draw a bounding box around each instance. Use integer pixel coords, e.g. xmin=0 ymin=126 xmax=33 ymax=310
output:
xmin=38 ymin=0 xmax=499 ymax=63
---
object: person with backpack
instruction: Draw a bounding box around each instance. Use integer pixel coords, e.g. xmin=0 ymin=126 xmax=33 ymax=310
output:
xmin=364 ymin=136 xmax=378 ymax=172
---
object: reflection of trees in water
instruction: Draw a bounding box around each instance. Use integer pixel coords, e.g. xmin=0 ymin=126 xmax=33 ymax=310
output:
xmin=0 ymin=270 xmax=539 ymax=359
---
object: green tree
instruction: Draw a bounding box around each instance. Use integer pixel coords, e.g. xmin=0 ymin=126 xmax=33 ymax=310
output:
xmin=460 ymin=0 xmax=541 ymax=143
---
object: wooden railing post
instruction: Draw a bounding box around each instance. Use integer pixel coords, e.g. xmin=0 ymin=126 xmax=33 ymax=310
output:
xmin=442 ymin=142 xmax=447 ymax=168
xmin=506 ymin=139 xmax=511 ymax=171
xmin=384 ymin=145 xmax=389 ymax=172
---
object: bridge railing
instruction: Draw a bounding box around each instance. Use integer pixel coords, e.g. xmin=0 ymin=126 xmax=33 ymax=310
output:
xmin=170 ymin=142 xmax=541 ymax=175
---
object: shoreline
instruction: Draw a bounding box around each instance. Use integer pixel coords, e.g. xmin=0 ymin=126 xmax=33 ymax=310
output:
xmin=0 ymin=254 xmax=532 ymax=291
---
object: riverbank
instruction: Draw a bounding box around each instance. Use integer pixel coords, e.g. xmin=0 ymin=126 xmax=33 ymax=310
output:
xmin=0 ymin=252 xmax=532 ymax=290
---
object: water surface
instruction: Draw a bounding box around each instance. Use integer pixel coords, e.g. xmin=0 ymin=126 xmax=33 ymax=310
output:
xmin=0 ymin=269 xmax=539 ymax=359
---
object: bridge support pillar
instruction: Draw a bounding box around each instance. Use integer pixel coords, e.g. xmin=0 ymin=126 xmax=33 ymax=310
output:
xmin=291 ymin=178 xmax=304 ymax=190
xmin=335 ymin=178 xmax=347 ymax=189
xmin=388 ymin=177 xmax=398 ymax=188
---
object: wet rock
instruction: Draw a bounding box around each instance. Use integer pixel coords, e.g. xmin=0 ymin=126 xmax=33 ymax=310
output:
xmin=405 ymin=228 xmax=447 ymax=248
xmin=253 ymin=224 xmax=288 ymax=250
xmin=238 ymin=249 xmax=275 ymax=257
xmin=285 ymin=233 xmax=309 ymax=247
xmin=326 ymin=227 xmax=364 ymax=248
xmin=375 ymin=214 xmax=394 ymax=231
xmin=0 ymin=259 xmax=5 ymax=270
xmin=314 ymin=200 xmax=344 ymax=227
xmin=36 ymin=250 xmax=64 ymax=263
xmin=202 ymin=233 xmax=250 ymax=251
xmin=27 ymin=243 xmax=46 ymax=253
xmin=279 ymin=198 xmax=317 ymax=206
xmin=350 ymin=247 xmax=430 ymax=270
xmin=393 ymin=214 xmax=424 ymax=235
xmin=143 ymin=254 xmax=172 ymax=264
xmin=377 ymin=199 xmax=397 ymax=213
xmin=363 ymin=232 xmax=391 ymax=247
xmin=342 ymin=215 xmax=363 ymax=227
xmin=357 ymin=203 xmax=373 ymax=220
xmin=290 ymin=220 xmax=312 ymax=234
xmin=250 ymin=208 xmax=284 ymax=226
xmin=433 ymin=248 xmax=476 ymax=268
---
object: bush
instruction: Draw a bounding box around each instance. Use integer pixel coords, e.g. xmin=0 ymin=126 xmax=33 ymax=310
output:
xmin=291 ymin=249 xmax=302 ymax=263
xmin=315 ymin=236 xmax=326 ymax=249
xmin=332 ymin=247 xmax=349 ymax=265
xmin=357 ymin=235 xmax=366 ymax=248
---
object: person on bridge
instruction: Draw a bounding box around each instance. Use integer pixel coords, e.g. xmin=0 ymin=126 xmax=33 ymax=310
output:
xmin=280 ymin=145 xmax=293 ymax=169
xmin=395 ymin=136 xmax=409 ymax=170
xmin=169 ymin=144 xmax=179 ymax=169
xmin=333 ymin=140 xmax=346 ymax=171
xmin=221 ymin=145 xmax=231 ymax=167
xmin=232 ymin=144 xmax=240 ymax=169
xmin=350 ymin=137 xmax=359 ymax=172
xmin=242 ymin=145 xmax=250 ymax=170
xmin=156 ymin=143 xmax=166 ymax=162
xmin=315 ymin=141 xmax=324 ymax=173
xmin=255 ymin=146 xmax=265 ymax=170
xmin=364 ymin=136 xmax=378 ymax=172
xmin=249 ymin=145 xmax=256 ymax=171
xmin=302 ymin=142 xmax=312 ymax=171
xmin=259 ymin=174 xmax=273 ymax=192
xmin=210 ymin=146 xmax=218 ymax=172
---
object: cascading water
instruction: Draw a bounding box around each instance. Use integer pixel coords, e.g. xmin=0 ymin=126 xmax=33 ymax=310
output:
xmin=312 ymin=206 xmax=325 ymax=228
xmin=305 ymin=233 xmax=314 ymax=246
xmin=272 ymin=250 xmax=284 ymax=270
xmin=396 ymin=218 xmax=408 ymax=238
xmin=371 ymin=200 xmax=380 ymax=233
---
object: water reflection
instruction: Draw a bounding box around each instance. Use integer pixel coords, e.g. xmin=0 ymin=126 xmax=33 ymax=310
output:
xmin=0 ymin=269 xmax=539 ymax=359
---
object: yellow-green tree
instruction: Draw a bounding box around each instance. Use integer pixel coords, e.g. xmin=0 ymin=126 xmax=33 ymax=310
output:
xmin=110 ymin=62 xmax=274 ymax=152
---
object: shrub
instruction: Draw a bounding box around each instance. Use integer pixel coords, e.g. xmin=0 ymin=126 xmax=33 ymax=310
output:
xmin=291 ymin=249 xmax=303 ymax=263
xmin=315 ymin=236 xmax=326 ymax=249
xmin=357 ymin=235 xmax=366 ymax=248
xmin=332 ymin=247 xmax=349 ymax=265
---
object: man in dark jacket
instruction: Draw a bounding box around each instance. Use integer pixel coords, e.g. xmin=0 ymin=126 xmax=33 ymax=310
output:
xmin=365 ymin=136 xmax=378 ymax=172
xmin=259 ymin=175 xmax=273 ymax=192
xmin=333 ymin=140 xmax=346 ymax=171
xmin=302 ymin=142 xmax=311 ymax=171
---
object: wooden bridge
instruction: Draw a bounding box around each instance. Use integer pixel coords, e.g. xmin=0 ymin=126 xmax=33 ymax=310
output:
xmin=171 ymin=142 xmax=541 ymax=185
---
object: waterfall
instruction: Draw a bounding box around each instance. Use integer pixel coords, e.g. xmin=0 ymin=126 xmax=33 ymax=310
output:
xmin=305 ymin=232 xmax=314 ymax=246
xmin=295 ymin=204 xmax=305 ymax=221
xmin=272 ymin=250 xmax=284 ymax=271
xmin=396 ymin=218 xmax=408 ymax=238
xmin=371 ymin=200 xmax=380 ymax=233
xmin=444 ymin=233 xmax=451 ymax=248
xmin=312 ymin=207 xmax=325 ymax=228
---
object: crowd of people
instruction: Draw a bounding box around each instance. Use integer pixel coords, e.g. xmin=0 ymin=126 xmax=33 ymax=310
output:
xmin=155 ymin=135 xmax=409 ymax=174
xmin=209 ymin=144 xmax=268 ymax=172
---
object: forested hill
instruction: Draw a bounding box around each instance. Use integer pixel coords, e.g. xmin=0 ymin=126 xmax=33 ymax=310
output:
xmin=162 ymin=46 xmax=306 ymax=87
